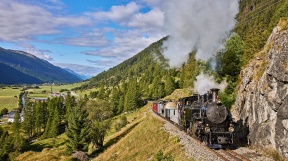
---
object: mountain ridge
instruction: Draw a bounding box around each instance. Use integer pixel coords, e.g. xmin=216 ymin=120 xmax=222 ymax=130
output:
xmin=0 ymin=47 xmax=82 ymax=84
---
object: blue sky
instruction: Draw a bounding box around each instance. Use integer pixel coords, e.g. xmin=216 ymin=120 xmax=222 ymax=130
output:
xmin=0 ymin=0 xmax=165 ymax=77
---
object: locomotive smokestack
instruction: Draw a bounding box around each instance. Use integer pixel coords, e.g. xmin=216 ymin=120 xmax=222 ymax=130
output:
xmin=210 ymin=88 xmax=220 ymax=103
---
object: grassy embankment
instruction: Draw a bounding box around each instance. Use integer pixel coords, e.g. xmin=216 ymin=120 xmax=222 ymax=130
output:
xmin=94 ymin=105 xmax=191 ymax=161
xmin=16 ymin=101 xmax=192 ymax=161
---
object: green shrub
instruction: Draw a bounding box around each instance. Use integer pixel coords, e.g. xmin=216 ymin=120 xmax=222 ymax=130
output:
xmin=0 ymin=108 xmax=8 ymax=116
xmin=114 ymin=116 xmax=128 ymax=132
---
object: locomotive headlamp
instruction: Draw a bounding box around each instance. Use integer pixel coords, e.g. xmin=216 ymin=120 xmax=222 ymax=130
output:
xmin=229 ymin=127 xmax=234 ymax=133
xmin=205 ymin=127 xmax=210 ymax=133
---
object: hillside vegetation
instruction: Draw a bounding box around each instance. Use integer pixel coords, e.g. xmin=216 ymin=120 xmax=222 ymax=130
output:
xmin=235 ymin=0 xmax=288 ymax=63
xmin=0 ymin=62 xmax=42 ymax=85
xmin=15 ymin=104 xmax=190 ymax=161
xmin=0 ymin=47 xmax=82 ymax=84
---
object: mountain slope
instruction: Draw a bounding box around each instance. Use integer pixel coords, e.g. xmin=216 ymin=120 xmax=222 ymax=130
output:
xmin=235 ymin=0 xmax=288 ymax=63
xmin=85 ymin=37 xmax=169 ymax=88
xmin=0 ymin=62 xmax=42 ymax=84
xmin=0 ymin=47 xmax=82 ymax=84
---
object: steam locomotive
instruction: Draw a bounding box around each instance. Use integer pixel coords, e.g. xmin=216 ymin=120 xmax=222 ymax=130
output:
xmin=152 ymin=88 xmax=234 ymax=149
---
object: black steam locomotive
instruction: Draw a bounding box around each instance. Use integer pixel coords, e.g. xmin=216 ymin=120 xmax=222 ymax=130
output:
xmin=178 ymin=88 xmax=234 ymax=148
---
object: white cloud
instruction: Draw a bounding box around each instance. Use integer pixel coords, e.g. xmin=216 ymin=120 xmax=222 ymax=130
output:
xmin=65 ymin=29 xmax=109 ymax=47
xmin=87 ymin=2 xmax=140 ymax=23
xmin=128 ymin=8 xmax=164 ymax=29
xmin=18 ymin=43 xmax=53 ymax=61
xmin=0 ymin=0 xmax=92 ymax=42
xmin=54 ymin=63 xmax=102 ymax=76
xmin=83 ymin=29 xmax=164 ymax=61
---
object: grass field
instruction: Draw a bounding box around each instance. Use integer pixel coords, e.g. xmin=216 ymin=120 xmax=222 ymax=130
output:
xmin=26 ymin=83 xmax=83 ymax=94
xmin=0 ymin=83 xmax=84 ymax=112
xmin=0 ymin=96 xmax=18 ymax=112
xmin=0 ymin=87 xmax=21 ymax=112
xmin=0 ymin=87 xmax=21 ymax=96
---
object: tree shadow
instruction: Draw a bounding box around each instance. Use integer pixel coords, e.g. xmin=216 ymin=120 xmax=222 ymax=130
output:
xmin=29 ymin=143 xmax=49 ymax=152
xmin=28 ymin=137 xmax=67 ymax=152
xmin=89 ymin=121 xmax=141 ymax=157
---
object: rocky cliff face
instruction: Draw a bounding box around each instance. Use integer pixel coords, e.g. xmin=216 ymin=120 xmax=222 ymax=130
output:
xmin=233 ymin=24 xmax=288 ymax=158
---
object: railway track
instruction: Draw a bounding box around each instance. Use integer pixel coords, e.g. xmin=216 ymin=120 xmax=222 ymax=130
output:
xmin=213 ymin=149 xmax=251 ymax=161
xmin=150 ymin=108 xmax=251 ymax=161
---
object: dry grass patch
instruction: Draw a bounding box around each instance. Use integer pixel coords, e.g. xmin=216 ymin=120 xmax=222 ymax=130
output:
xmin=16 ymin=134 xmax=72 ymax=161
xmin=16 ymin=147 xmax=72 ymax=161
xmin=164 ymin=89 xmax=191 ymax=101
xmin=94 ymin=108 xmax=191 ymax=161
xmin=278 ymin=17 xmax=288 ymax=31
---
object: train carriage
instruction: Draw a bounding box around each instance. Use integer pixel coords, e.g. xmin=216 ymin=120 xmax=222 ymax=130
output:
xmin=151 ymin=102 xmax=158 ymax=113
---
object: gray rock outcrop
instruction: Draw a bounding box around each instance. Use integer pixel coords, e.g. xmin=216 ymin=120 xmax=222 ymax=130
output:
xmin=233 ymin=25 xmax=288 ymax=158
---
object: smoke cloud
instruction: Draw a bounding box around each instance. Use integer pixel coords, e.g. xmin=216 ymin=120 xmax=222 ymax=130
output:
xmin=194 ymin=73 xmax=227 ymax=94
xmin=161 ymin=0 xmax=239 ymax=67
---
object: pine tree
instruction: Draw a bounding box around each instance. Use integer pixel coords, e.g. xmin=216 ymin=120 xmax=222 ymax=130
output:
xmin=124 ymin=80 xmax=141 ymax=111
xmin=34 ymin=101 xmax=42 ymax=135
xmin=65 ymin=99 xmax=90 ymax=155
xmin=181 ymin=53 xmax=199 ymax=88
xmin=12 ymin=111 xmax=26 ymax=153
xmin=22 ymin=102 xmax=35 ymax=139
xmin=43 ymin=97 xmax=65 ymax=138
xmin=65 ymin=92 xmax=73 ymax=123
xmin=43 ymin=99 xmax=54 ymax=138
xmin=111 ymin=87 xmax=120 ymax=114
xmin=117 ymin=95 xmax=124 ymax=114
xmin=50 ymin=106 xmax=60 ymax=145
xmin=39 ymin=101 xmax=48 ymax=132
xmin=12 ymin=111 xmax=20 ymax=135
xmin=97 ymin=85 xmax=105 ymax=99
xmin=165 ymin=75 xmax=176 ymax=95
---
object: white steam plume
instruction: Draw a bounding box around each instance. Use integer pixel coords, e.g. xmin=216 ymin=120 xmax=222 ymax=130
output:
xmin=161 ymin=0 xmax=239 ymax=67
xmin=194 ymin=73 xmax=227 ymax=94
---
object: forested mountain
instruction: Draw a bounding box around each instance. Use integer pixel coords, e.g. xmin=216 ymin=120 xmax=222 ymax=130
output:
xmin=235 ymin=0 xmax=288 ymax=63
xmin=75 ymin=37 xmax=201 ymax=101
xmin=0 ymin=62 xmax=42 ymax=84
xmin=0 ymin=47 xmax=82 ymax=84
